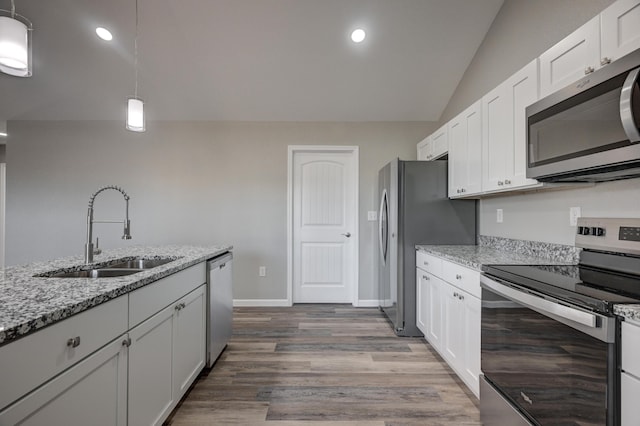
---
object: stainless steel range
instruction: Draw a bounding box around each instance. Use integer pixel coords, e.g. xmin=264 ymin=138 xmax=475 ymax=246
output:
xmin=480 ymin=218 xmax=640 ymax=426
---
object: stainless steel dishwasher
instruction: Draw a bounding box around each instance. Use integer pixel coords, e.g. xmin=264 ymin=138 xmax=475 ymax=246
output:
xmin=206 ymin=252 xmax=233 ymax=367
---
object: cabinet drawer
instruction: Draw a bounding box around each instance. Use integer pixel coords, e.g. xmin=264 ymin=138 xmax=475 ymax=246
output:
xmin=416 ymin=251 xmax=442 ymax=277
xmin=622 ymin=321 xmax=640 ymax=378
xmin=129 ymin=262 xmax=206 ymax=328
xmin=442 ymin=260 xmax=480 ymax=298
xmin=622 ymin=372 xmax=640 ymax=426
xmin=0 ymin=295 xmax=128 ymax=410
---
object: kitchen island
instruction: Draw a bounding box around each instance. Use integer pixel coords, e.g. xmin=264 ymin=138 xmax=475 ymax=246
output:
xmin=0 ymin=244 xmax=231 ymax=425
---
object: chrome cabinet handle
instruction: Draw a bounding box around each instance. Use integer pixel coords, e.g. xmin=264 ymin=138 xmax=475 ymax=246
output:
xmin=584 ymin=66 xmax=595 ymax=75
xmin=175 ymin=302 xmax=186 ymax=311
xmin=497 ymin=181 xmax=504 ymax=186
xmin=504 ymin=179 xmax=511 ymax=185
xmin=122 ymin=337 xmax=132 ymax=347
xmin=341 ymin=232 xmax=351 ymax=238
xmin=456 ymin=274 xmax=462 ymax=280
xmin=453 ymin=292 xmax=459 ymax=297
xmin=601 ymin=57 xmax=611 ymax=66
xmin=423 ymin=261 xmax=428 ymax=266
xmin=461 ymin=188 xmax=466 ymax=193
xmin=67 ymin=336 xmax=81 ymax=348
xmin=621 ymin=67 xmax=640 ymax=143
xmin=422 ymin=275 xmax=429 ymax=280
xmin=456 ymin=189 xmax=461 ymax=194
xmin=458 ymin=294 xmax=464 ymax=300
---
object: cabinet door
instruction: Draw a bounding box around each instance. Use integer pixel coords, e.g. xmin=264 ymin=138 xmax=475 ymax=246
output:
xmin=431 ymin=125 xmax=448 ymax=160
xmin=427 ymin=275 xmax=444 ymax=352
xmin=482 ymin=82 xmax=511 ymax=192
xmin=622 ymin=372 xmax=640 ymax=426
xmin=507 ymin=59 xmax=539 ymax=188
xmin=443 ymin=284 xmax=464 ymax=370
xmin=128 ymin=305 xmax=176 ymax=426
xmin=417 ymin=136 xmax=431 ymax=161
xmin=601 ymin=0 xmax=640 ymax=64
xmin=416 ymin=269 xmax=429 ymax=334
xmin=0 ymin=336 xmax=128 ymax=426
xmin=174 ymin=284 xmax=207 ymax=397
xmin=539 ymin=15 xmax=601 ymax=98
xmin=449 ymin=100 xmax=482 ymax=198
xmin=462 ymin=294 xmax=481 ymax=398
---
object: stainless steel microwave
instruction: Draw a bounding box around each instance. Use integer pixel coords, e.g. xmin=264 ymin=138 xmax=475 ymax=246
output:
xmin=526 ymin=48 xmax=640 ymax=182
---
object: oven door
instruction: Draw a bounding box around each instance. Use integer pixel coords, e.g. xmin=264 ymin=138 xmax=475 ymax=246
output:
xmin=480 ymin=275 xmax=618 ymax=426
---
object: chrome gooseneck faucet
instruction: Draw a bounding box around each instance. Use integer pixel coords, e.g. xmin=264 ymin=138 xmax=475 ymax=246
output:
xmin=85 ymin=185 xmax=132 ymax=264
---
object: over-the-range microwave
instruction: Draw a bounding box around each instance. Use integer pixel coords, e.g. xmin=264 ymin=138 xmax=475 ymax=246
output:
xmin=526 ymin=47 xmax=640 ymax=182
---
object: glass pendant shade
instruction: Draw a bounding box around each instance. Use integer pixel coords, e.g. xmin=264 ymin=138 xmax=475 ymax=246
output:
xmin=0 ymin=15 xmax=31 ymax=77
xmin=126 ymin=98 xmax=145 ymax=132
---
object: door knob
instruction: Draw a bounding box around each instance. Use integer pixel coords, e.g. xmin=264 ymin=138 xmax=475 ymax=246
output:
xmin=341 ymin=232 xmax=351 ymax=238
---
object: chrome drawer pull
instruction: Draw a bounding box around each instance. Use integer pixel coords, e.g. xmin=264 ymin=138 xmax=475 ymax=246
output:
xmin=67 ymin=336 xmax=81 ymax=348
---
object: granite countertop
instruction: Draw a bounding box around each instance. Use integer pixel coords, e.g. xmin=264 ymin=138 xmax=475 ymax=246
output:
xmin=0 ymin=245 xmax=231 ymax=346
xmin=614 ymin=305 xmax=640 ymax=323
xmin=416 ymin=244 xmax=576 ymax=271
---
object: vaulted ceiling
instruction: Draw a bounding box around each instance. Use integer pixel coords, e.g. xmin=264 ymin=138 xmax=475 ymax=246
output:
xmin=0 ymin=0 xmax=504 ymax=122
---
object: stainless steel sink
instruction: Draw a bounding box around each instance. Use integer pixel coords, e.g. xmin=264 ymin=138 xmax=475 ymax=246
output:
xmin=48 ymin=269 xmax=142 ymax=278
xmin=107 ymin=257 xmax=176 ymax=269
xmin=37 ymin=257 xmax=179 ymax=278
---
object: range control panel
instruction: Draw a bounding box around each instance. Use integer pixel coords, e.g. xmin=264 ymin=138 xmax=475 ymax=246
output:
xmin=576 ymin=218 xmax=640 ymax=255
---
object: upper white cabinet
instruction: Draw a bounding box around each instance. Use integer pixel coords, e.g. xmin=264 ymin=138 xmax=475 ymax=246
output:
xmin=539 ymin=16 xmax=601 ymax=98
xmin=601 ymin=0 xmax=640 ymax=63
xmin=482 ymin=59 xmax=540 ymax=193
xmin=417 ymin=125 xmax=448 ymax=161
xmin=540 ymin=0 xmax=640 ymax=98
xmin=449 ymin=100 xmax=482 ymax=198
xmin=621 ymin=320 xmax=640 ymax=426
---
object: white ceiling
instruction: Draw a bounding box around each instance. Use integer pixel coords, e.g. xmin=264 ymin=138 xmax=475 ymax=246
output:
xmin=0 ymin=0 xmax=504 ymax=122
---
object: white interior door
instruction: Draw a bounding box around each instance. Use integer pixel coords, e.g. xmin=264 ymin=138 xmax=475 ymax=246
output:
xmin=291 ymin=148 xmax=358 ymax=303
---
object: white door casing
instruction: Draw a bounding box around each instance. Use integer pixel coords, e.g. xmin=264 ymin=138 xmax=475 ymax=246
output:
xmin=287 ymin=146 xmax=359 ymax=305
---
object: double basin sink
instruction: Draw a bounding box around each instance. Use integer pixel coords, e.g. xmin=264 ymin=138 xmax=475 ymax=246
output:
xmin=39 ymin=257 xmax=178 ymax=278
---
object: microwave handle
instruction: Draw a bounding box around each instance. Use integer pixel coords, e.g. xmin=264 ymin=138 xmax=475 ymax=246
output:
xmin=620 ymin=66 xmax=640 ymax=143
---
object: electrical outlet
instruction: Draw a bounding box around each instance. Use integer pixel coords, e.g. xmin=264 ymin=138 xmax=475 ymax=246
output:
xmin=496 ymin=209 xmax=503 ymax=223
xmin=259 ymin=266 xmax=266 ymax=277
xmin=569 ymin=207 xmax=581 ymax=227
xmin=367 ymin=211 xmax=377 ymax=221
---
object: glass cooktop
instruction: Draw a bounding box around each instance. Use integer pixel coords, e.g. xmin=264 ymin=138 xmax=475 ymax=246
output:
xmin=482 ymin=263 xmax=640 ymax=314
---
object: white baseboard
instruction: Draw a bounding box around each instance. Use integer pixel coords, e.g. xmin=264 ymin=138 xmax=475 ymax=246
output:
xmin=233 ymin=299 xmax=291 ymax=307
xmin=355 ymin=299 xmax=380 ymax=308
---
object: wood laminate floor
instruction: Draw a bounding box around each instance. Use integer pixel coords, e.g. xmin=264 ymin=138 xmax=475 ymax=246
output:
xmin=166 ymin=304 xmax=480 ymax=426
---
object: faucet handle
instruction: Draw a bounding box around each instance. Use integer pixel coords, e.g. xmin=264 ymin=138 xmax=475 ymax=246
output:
xmin=94 ymin=237 xmax=102 ymax=256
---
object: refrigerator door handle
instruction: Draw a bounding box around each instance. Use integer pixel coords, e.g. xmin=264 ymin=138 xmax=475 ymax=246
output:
xmin=378 ymin=189 xmax=388 ymax=265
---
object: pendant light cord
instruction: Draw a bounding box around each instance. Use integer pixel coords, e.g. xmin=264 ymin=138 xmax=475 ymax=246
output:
xmin=10 ymin=0 xmax=15 ymax=17
xmin=134 ymin=0 xmax=139 ymax=99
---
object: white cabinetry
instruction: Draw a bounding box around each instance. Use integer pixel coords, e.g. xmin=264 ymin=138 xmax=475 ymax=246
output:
xmin=448 ymin=100 xmax=482 ymax=198
xmin=417 ymin=126 xmax=448 ymax=161
xmin=415 ymin=251 xmax=481 ymax=397
xmin=128 ymin=284 xmax=206 ymax=426
xmin=0 ymin=335 xmax=128 ymax=425
xmin=601 ymin=0 xmax=640 ymax=64
xmin=540 ymin=0 xmax=640 ymax=98
xmin=621 ymin=320 xmax=640 ymax=425
xmin=539 ymin=16 xmax=601 ymax=98
xmin=482 ymin=59 xmax=540 ymax=194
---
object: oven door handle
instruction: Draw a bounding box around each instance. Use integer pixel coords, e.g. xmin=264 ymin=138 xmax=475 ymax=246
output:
xmin=481 ymin=276 xmax=596 ymax=327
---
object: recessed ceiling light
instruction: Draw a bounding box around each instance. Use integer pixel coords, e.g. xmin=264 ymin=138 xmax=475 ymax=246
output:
xmin=351 ymin=28 xmax=366 ymax=43
xmin=96 ymin=27 xmax=113 ymax=41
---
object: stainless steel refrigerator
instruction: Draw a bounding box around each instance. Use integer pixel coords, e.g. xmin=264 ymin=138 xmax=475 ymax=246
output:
xmin=378 ymin=158 xmax=476 ymax=337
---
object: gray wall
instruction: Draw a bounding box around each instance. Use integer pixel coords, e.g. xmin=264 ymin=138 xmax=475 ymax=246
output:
xmin=6 ymin=120 xmax=435 ymax=302
xmin=439 ymin=0 xmax=640 ymax=245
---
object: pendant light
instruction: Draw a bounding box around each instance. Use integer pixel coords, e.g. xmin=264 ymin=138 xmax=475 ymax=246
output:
xmin=126 ymin=0 xmax=144 ymax=132
xmin=0 ymin=0 xmax=32 ymax=77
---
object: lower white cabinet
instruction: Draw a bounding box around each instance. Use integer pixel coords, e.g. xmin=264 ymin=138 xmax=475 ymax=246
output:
xmin=415 ymin=252 xmax=481 ymax=398
xmin=129 ymin=284 xmax=206 ymax=426
xmin=621 ymin=320 xmax=640 ymax=426
xmin=0 ymin=335 xmax=128 ymax=425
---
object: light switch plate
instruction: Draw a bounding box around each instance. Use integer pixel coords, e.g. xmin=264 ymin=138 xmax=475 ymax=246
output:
xmin=368 ymin=211 xmax=377 ymax=221
xmin=259 ymin=266 xmax=266 ymax=277
xmin=496 ymin=209 xmax=503 ymax=223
